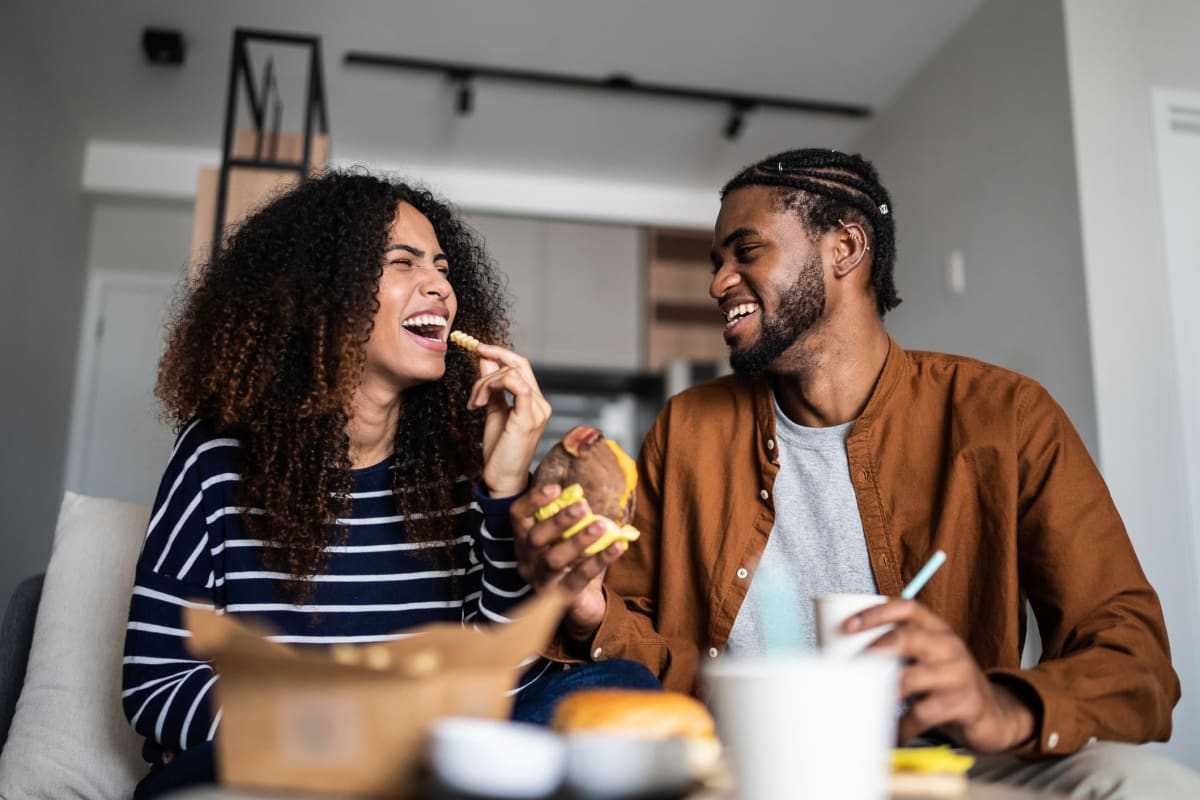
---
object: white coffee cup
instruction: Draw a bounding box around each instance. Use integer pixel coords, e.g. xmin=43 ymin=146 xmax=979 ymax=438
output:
xmin=705 ymin=653 xmax=900 ymax=800
xmin=814 ymin=593 xmax=894 ymax=658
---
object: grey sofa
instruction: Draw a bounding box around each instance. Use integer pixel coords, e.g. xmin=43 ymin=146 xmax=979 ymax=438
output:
xmin=0 ymin=574 xmax=43 ymax=753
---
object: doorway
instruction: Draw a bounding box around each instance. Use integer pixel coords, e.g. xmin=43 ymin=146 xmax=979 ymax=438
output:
xmin=64 ymin=271 xmax=179 ymax=507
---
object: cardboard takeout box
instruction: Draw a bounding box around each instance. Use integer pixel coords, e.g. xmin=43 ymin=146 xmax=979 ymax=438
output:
xmin=184 ymin=590 xmax=567 ymax=797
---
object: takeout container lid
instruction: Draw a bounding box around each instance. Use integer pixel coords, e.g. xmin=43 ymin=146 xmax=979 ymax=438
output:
xmin=184 ymin=589 xmax=567 ymax=798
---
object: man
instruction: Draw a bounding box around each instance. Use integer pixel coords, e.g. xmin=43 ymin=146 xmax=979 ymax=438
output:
xmin=512 ymin=148 xmax=1194 ymax=794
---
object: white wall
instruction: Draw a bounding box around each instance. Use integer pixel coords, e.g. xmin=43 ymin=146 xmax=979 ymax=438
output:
xmin=856 ymin=0 xmax=1096 ymax=453
xmin=1064 ymin=0 xmax=1200 ymax=769
xmin=0 ymin=9 xmax=90 ymax=618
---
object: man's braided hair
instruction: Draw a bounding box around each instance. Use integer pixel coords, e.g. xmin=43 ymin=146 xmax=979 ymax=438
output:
xmin=721 ymin=149 xmax=901 ymax=315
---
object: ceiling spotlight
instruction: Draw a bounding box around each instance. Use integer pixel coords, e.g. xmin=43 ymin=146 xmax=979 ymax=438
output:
xmin=725 ymin=102 xmax=752 ymax=141
xmin=142 ymin=27 xmax=185 ymax=67
xmin=452 ymin=72 xmax=474 ymax=115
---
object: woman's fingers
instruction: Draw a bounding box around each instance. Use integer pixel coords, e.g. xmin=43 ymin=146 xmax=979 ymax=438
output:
xmin=468 ymin=365 xmax=551 ymax=425
xmin=475 ymin=343 xmax=540 ymax=392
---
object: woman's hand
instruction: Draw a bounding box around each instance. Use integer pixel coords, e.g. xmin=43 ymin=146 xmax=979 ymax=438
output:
xmin=467 ymin=343 xmax=552 ymax=497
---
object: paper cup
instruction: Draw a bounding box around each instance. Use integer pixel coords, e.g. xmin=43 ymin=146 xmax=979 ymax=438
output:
xmin=705 ymin=654 xmax=900 ymax=800
xmin=814 ymin=593 xmax=893 ymax=658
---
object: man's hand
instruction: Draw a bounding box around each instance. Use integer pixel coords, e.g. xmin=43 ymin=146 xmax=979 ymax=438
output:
xmin=848 ymin=599 xmax=1037 ymax=752
xmin=510 ymin=484 xmax=627 ymax=645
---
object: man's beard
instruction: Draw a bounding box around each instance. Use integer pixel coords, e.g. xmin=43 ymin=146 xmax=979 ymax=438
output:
xmin=729 ymin=254 xmax=825 ymax=379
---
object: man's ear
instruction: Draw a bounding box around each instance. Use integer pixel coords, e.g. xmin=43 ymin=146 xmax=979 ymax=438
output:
xmin=830 ymin=221 xmax=871 ymax=280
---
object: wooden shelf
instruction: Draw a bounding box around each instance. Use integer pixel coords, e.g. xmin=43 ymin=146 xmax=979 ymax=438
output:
xmin=645 ymin=227 xmax=727 ymax=370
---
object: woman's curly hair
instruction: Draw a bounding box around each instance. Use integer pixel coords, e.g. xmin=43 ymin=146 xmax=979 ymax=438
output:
xmin=157 ymin=170 xmax=509 ymax=595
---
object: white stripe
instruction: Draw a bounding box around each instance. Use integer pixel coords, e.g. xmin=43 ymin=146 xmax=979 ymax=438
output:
xmin=224 ymin=568 xmax=466 ymax=583
xmin=477 ymin=602 xmax=513 ymax=624
xmin=466 ymin=563 xmax=484 ymax=575
xmin=132 ymin=586 xmax=216 ymax=610
xmin=343 ymin=475 xmax=470 ymax=499
xmin=152 ymin=491 xmax=204 ymax=572
xmin=123 ymin=655 xmax=210 ymax=666
xmin=200 ymin=472 xmax=239 ymax=490
xmin=126 ymin=621 xmax=191 ymax=638
xmin=177 ymin=533 xmax=209 ymax=579
xmin=346 ymin=488 xmax=399 ymax=499
xmin=478 ymin=521 xmax=514 ymax=542
xmin=145 ymin=433 xmax=238 ymax=537
xmin=130 ymin=674 xmax=184 ymax=730
xmin=266 ymin=631 xmax=421 ymax=645
xmin=207 ymin=707 xmax=222 ymax=741
xmin=225 ymin=600 xmax=463 ymax=614
xmin=335 ymin=504 xmax=471 ymax=525
xmin=180 ymin=673 xmax=218 ymax=747
xmin=122 ymin=672 xmax=183 ymax=699
xmin=483 ymin=555 xmax=518 ymax=569
xmin=206 ymin=506 xmax=265 ymax=525
xmin=214 ymin=535 xmax=471 ymax=555
xmin=482 ymin=577 xmax=532 ymax=599
xmin=156 ymin=665 xmax=210 ymax=744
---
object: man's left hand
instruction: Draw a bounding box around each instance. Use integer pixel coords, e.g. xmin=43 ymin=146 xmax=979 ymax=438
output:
xmin=848 ymin=599 xmax=1036 ymax=752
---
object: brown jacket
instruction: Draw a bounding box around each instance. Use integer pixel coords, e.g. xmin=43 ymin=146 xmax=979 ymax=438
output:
xmin=586 ymin=338 xmax=1178 ymax=757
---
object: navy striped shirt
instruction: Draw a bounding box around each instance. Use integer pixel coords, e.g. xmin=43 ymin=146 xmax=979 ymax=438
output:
xmin=122 ymin=419 xmax=556 ymax=762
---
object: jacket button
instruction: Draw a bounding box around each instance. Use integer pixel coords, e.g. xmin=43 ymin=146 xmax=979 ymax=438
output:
xmin=592 ymin=647 xmax=604 ymax=660
xmin=759 ymin=489 xmax=769 ymax=501
xmin=736 ymin=567 xmax=748 ymax=579
xmin=708 ymin=647 xmax=719 ymax=658
xmin=1047 ymin=731 xmax=1059 ymax=749
xmin=766 ymin=439 xmax=775 ymax=450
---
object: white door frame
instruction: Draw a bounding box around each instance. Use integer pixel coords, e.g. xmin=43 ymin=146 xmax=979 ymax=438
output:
xmin=63 ymin=270 xmax=179 ymax=494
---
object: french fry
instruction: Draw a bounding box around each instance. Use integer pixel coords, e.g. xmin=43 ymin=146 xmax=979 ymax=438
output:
xmin=449 ymin=330 xmax=481 ymax=352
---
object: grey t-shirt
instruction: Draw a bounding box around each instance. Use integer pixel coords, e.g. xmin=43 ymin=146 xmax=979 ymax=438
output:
xmin=725 ymin=396 xmax=878 ymax=655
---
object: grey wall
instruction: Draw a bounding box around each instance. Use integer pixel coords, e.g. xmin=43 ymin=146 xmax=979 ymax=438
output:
xmin=857 ymin=0 xmax=1097 ymax=454
xmin=0 ymin=10 xmax=90 ymax=616
xmin=87 ymin=198 xmax=194 ymax=276
xmin=1064 ymin=0 xmax=1200 ymax=769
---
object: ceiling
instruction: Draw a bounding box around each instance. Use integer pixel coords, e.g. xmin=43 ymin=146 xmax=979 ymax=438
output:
xmin=17 ymin=0 xmax=985 ymax=191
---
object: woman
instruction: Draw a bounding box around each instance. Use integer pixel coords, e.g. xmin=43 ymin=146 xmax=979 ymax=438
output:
xmin=122 ymin=172 xmax=656 ymax=798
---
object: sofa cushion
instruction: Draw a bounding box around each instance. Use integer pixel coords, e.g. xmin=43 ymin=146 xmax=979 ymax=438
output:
xmin=0 ymin=491 xmax=150 ymax=798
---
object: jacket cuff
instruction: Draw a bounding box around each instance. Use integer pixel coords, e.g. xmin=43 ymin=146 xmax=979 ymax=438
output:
xmin=986 ymin=667 xmax=1084 ymax=757
xmin=540 ymin=588 xmax=613 ymax=665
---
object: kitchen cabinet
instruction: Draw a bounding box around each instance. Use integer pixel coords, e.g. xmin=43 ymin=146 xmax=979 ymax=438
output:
xmin=464 ymin=214 xmax=643 ymax=370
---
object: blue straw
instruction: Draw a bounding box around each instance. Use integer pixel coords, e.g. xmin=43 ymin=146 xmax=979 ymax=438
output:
xmin=758 ymin=560 xmax=804 ymax=654
xmin=900 ymin=549 xmax=946 ymax=599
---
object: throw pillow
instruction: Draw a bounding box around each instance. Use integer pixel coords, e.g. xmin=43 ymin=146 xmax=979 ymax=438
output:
xmin=0 ymin=491 xmax=150 ymax=799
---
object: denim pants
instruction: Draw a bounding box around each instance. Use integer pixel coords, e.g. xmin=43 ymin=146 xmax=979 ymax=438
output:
xmin=133 ymin=658 xmax=661 ymax=799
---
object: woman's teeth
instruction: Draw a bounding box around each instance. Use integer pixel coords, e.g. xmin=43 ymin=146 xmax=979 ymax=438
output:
xmin=402 ymin=314 xmax=447 ymax=329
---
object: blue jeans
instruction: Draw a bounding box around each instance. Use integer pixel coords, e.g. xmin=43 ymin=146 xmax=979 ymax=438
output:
xmin=133 ymin=659 xmax=661 ymax=799
xmin=511 ymin=658 xmax=663 ymax=724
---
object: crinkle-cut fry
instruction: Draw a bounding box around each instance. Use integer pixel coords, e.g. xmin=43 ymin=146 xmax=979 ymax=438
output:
xmin=449 ymin=330 xmax=481 ymax=352
xmin=534 ymin=483 xmax=639 ymax=555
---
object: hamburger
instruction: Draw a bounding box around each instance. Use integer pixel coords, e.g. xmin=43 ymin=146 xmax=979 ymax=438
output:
xmin=551 ymin=689 xmax=723 ymax=778
xmin=533 ymin=425 xmax=640 ymax=555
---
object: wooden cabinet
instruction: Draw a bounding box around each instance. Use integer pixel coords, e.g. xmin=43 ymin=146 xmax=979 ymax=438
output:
xmin=645 ymin=228 xmax=727 ymax=370
xmin=464 ymin=214 xmax=643 ymax=370
xmin=188 ymin=131 xmax=329 ymax=282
